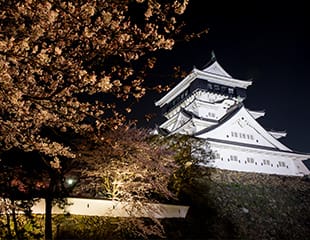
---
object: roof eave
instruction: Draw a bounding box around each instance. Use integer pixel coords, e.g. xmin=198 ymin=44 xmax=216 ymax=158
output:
xmin=155 ymin=71 xmax=197 ymax=107
xmin=193 ymin=68 xmax=253 ymax=88
xmin=268 ymin=131 xmax=287 ymax=138
xmin=155 ymin=67 xmax=253 ymax=108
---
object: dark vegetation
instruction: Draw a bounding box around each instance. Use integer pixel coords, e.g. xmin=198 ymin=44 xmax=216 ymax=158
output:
xmin=1 ymin=164 xmax=309 ymax=239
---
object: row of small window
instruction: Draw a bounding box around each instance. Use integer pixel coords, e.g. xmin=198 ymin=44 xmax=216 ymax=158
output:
xmin=207 ymin=83 xmax=235 ymax=95
xmin=179 ymin=89 xmax=190 ymax=100
xmin=246 ymin=157 xmax=271 ymax=165
xmin=228 ymin=156 xmax=287 ymax=168
xmin=231 ymin=132 xmax=254 ymax=140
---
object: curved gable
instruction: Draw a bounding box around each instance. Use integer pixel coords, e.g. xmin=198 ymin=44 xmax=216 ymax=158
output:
xmin=196 ymin=106 xmax=291 ymax=151
xmin=202 ymin=61 xmax=232 ymax=78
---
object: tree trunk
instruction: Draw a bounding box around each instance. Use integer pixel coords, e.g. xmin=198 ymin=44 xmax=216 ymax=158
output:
xmin=11 ymin=202 xmax=21 ymax=240
xmin=45 ymin=196 xmax=53 ymax=240
xmin=5 ymin=213 xmax=12 ymax=239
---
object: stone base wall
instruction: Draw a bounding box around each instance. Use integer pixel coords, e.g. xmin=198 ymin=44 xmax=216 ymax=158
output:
xmin=177 ymin=167 xmax=310 ymax=240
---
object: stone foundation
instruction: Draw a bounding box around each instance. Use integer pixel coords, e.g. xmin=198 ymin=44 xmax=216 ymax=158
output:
xmin=177 ymin=167 xmax=310 ymax=240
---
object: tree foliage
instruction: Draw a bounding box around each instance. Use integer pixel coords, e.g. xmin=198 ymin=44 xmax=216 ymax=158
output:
xmin=75 ymin=128 xmax=212 ymax=201
xmin=0 ymin=0 xmax=211 ymax=239
xmin=77 ymin=127 xmax=177 ymax=202
xmin=59 ymin=128 xmax=212 ymax=239
xmin=0 ymin=0 xmax=189 ymax=162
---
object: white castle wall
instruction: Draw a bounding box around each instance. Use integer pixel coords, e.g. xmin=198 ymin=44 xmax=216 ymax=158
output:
xmin=28 ymin=198 xmax=189 ymax=218
xmin=204 ymin=143 xmax=302 ymax=176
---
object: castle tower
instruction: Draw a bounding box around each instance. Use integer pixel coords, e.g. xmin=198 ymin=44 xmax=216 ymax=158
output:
xmin=155 ymin=55 xmax=310 ymax=176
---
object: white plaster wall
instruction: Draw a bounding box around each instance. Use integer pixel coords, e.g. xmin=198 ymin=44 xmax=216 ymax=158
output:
xmin=203 ymin=143 xmax=302 ymax=176
xmin=195 ymin=105 xmax=223 ymax=121
xmin=29 ymin=198 xmax=189 ymax=218
xmin=210 ymin=119 xmax=273 ymax=147
xmin=293 ymin=158 xmax=310 ymax=175
xmin=198 ymin=107 xmax=290 ymax=151
xmin=194 ymin=94 xmax=234 ymax=120
xmin=198 ymin=92 xmax=225 ymax=103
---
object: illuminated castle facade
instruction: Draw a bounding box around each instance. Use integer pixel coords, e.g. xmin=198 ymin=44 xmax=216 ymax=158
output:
xmin=155 ymin=56 xmax=310 ymax=176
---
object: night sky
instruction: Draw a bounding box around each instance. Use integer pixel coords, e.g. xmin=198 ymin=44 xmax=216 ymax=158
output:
xmin=133 ymin=0 xmax=310 ymax=153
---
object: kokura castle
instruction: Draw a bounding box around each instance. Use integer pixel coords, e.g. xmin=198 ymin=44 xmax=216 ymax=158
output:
xmin=154 ymin=54 xmax=310 ymax=176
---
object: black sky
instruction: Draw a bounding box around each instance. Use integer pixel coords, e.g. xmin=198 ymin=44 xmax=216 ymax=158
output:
xmin=133 ymin=0 xmax=310 ymax=153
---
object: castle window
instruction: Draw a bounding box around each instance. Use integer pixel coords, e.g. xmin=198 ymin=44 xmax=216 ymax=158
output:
xmin=231 ymin=131 xmax=238 ymax=137
xmin=214 ymin=84 xmax=220 ymax=91
xmin=230 ymin=155 xmax=238 ymax=161
xmin=208 ymin=83 xmax=213 ymax=90
xmin=246 ymin=157 xmax=254 ymax=164
xmin=263 ymin=159 xmax=270 ymax=165
xmin=184 ymin=89 xmax=189 ymax=96
xmin=208 ymin=112 xmax=215 ymax=118
xmin=228 ymin=88 xmax=234 ymax=95
xmin=278 ymin=161 xmax=286 ymax=167
xmin=250 ymin=135 xmax=254 ymax=140
xmin=221 ymin=86 xmax=227 ymax=93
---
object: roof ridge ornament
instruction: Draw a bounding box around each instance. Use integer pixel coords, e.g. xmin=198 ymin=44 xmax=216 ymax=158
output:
xmin=200 ymin=50 xmax=217 ymax=70
xmin=211 ymin=50 xmax=216 ymax=61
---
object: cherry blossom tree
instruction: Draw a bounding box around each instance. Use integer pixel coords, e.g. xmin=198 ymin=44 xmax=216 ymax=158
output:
xmin=0 ymin=0 xmax=190 ymax=162
xmin=0 ymin=0 xmax=198 ymax=239
xmin=63 ymin=128 xmax=211 ymax=239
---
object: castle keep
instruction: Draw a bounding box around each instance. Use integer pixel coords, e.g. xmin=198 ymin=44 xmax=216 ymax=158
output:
xmin=155 ymin=56 xmax=310 ymax=176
